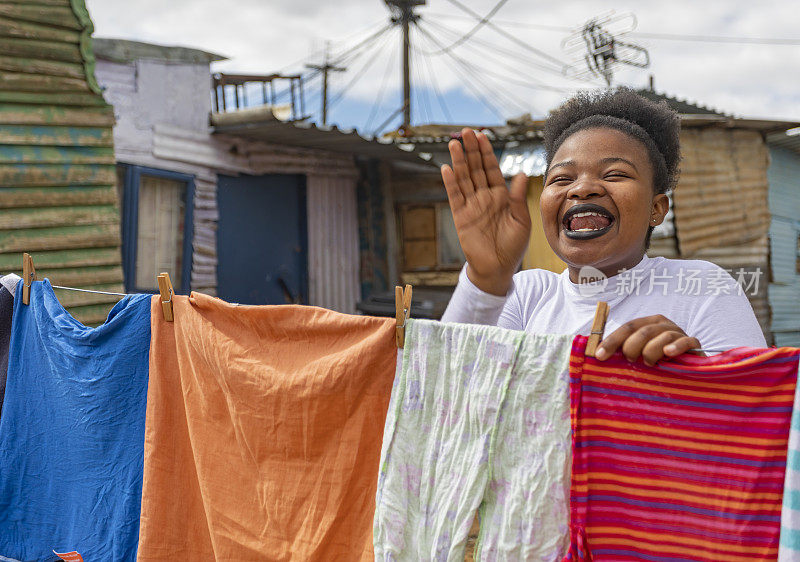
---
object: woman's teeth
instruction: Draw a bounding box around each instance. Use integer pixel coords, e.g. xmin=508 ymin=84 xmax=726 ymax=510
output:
xmin=568 ymin=212 xmax=612 ymax=231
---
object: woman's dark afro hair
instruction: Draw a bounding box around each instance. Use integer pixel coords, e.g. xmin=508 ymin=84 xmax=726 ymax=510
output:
xmin=543 ymin=88 xmax=681 ymax=194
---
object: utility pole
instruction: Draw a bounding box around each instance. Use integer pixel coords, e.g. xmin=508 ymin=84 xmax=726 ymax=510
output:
xmin=384 ymin=0 xmax=425 ymax=131
xmin=306 ymin=44 xmax=346 ymax=126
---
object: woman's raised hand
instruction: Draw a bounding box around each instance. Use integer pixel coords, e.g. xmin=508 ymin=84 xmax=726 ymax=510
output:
xmin=441 ymin=128 xmax=531 ymax=295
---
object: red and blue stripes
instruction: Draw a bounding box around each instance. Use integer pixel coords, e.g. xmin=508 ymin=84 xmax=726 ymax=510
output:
xmin=565 ymin=336 xmax=799 ymax=561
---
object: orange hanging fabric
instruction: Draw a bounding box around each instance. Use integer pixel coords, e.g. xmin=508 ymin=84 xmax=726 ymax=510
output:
xmin=137 ymin=292 xmax=396 ymax=560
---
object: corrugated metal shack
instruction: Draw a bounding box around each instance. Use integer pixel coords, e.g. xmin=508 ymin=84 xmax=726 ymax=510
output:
xmin=0 ymin=0 xmax=122 ymax=324
xmin=635 ymin=93 xmax=798 ymax=342
xmin=93 ymin=38 xmax=432 ymax=313
xmin=766 ymin=128 xmax=800 ymax=346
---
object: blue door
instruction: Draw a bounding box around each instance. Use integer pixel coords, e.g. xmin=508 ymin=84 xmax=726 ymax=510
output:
xmin=217 ymin=173 xmax=308 ymax=305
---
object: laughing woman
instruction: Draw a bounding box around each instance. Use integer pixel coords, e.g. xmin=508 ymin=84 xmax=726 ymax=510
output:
xmin=440 ymin=88 xmax=766 ymax=362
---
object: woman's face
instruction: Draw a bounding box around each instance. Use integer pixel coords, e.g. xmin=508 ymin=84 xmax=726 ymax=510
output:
xmin=540 ymin=127 xmax=669 ymax=280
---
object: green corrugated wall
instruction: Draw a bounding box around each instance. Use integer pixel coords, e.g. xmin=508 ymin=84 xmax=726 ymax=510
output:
xmin=0 ymin=0 xmax=123 ymax=325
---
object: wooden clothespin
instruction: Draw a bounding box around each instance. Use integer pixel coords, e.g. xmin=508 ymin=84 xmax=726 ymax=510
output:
xmin=586 ymin=301 xmax=609 ymax=358
xmin=395 ymin=284 xmax=412 ymax=348
xmin=157 ymin=272 xmax=174 ymax=322
xmin=22 ymin=252 xmax=36 ymax=305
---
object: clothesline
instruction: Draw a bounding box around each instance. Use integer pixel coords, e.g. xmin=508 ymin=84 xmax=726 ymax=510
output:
xmin=51 ymin=285 xmax=128 ymax=297
xmin=43 ymin=282 xmax=730 ymax=354
xmin=1 ymin=283 xmax=800 ymax=561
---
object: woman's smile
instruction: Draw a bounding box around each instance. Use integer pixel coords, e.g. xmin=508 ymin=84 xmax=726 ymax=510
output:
xmin=561 ymin=203 xmax=616 ymax=240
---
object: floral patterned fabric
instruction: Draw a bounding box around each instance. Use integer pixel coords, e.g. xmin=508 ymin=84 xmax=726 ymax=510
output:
xmin=374 ymin=319 xmax=572 ymax=561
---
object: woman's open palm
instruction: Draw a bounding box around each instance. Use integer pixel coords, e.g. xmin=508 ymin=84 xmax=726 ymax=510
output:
xmin=441 ymin=128 xmax=531 ymax=294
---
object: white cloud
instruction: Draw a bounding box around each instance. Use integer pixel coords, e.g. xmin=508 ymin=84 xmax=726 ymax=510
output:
xmin=85 ymin=0 xmax=799 ymax=122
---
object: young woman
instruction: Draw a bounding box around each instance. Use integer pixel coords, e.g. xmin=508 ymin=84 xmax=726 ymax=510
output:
xmin=440 ymin=88 xmax=766 ymax=364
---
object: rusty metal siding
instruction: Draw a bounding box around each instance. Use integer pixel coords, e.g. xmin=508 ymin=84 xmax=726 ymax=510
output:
xmin=673 ymin=128 xmax=771 ymax=257
xmin=0 ymin=0 xmax=122 ymax=325
xmin=650 ymin=128 xmax=773 ymax=338
xmin=307 ymin=173 xmax=361 ymax=313
xmin=767 ymin=146 xmax=800 ymax=346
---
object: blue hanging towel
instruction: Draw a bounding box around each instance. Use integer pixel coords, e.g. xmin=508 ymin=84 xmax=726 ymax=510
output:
xmin=0 ymin=280 xmax=151 ymax=561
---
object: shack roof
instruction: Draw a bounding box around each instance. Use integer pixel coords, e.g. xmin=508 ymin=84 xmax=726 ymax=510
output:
xmin=388 ymin=90 xmax=799 ymax=146
xmin=767 ymin=127 xmax=800 ymax=155
xmin=93 ymin=37 xmax=227 ymax=64
xmin=388 ymin=114 xmax=800 ymax=147
xmin=634 ymin=89 xmax=729 ymax=116
xmin=211 ymin=107 xmax=435 ymax=164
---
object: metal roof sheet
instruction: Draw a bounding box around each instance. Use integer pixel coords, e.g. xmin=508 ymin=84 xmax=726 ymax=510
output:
xmin=767 ymin=128 xmax=800 ymax=155
xmin=211 ymin=110 xmax=435 ymax=164
xmin=93 ymin=37 xmax=227 ymax=64
xmin=634 ymin=89 xmax=729 ymax=116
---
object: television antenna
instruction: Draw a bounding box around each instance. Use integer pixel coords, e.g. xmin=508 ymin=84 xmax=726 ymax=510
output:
xmin=562 ymin=12 xmax=650 ymax=86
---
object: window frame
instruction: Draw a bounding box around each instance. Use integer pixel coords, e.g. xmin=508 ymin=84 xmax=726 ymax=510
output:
xmin=398 ymin=201 xmax=465 ymax=273
xmin=118 ymin=164 xmax=195 ymax=295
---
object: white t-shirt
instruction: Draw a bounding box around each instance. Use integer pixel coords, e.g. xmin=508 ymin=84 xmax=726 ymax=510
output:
xmin=441 ymin=255 xmax=767 ymax=350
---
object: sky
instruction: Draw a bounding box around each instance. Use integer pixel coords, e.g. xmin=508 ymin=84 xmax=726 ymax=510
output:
xmin=84 ymin=0 xmax=799 ymax=134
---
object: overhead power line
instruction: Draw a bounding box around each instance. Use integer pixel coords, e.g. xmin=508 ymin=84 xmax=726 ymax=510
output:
xmin=328 ymin=31 xmax=394 ymax=110
xmin=628 ymin=31 xmax=800 ymax=45
xmin=430 ymin=12 xmax=800 ymax=46
xmin=427 ymin=13 xmax=800 ymax=46
xmin=412 ymin=41 xmax=434 ymax=124
xmin=415 ymin=36 xmax=454 ymax=122
xmin=416 ymin=21 xmax=543 ymax=115
xmin=365 ymin=40 xmax=399 ymax=132
xmin=441 ymin=0 xmax=569 ymax=71
xmin=423 ymin=18 xmax=581 ymax=91
xmin=277 ymin=20 xmax=391 ymax=74
xmin=429 ymin=0 xmax=509 ymax=55
xmin=414 ymin=21 xmax=520 ymax=120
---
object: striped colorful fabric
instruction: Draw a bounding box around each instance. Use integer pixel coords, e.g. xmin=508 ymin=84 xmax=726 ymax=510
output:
xmin=565 ymin=335 xmax=799 ymax=562
xmin=779 ymin=368 xmax=800 ymax=560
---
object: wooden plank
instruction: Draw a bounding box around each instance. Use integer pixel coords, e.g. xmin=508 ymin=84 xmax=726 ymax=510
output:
xmin=0 ymin=5 xmax=82 ymax=31
xmin=0 ymin=204 xmax=120 ymax=230
xmin=0 ymin=223 xmax=120 ymax=252
xmin=403 ymin=240 xmax=437 ymax=270
xmin=0 ymin=91 xmax=106 ymax=107
xmin=0 ymin=186 xmax=118 ymax=208
xmin=0 ymin=145 xmax=115 ymax=165
xmin=0 ymin=37 xmax=82 ymax=63
xmin=0 ymin=72 xmax=89 ymax=92
xmin=401 ymin=206 xmax=436 ymax=239
xmin=0 ymin=124 xmax=113 ymax=146
xmin=0 ymin=247 xmax=122 ymax=270
xmin=42 ymin=266 xmax=123 ymax=286
xmin=6 ymin=264 xmax=123 ymax=286
xmin=0 ymin=164 xmax=115 ymax=187
xmin=0 ymin=55 xmax=85 ymax=78
xmin=0 ymin=105 xmax=115 ymax=127
xmin=0 ymin=17 xmax=80 ymax=43
xmin=1 ymin=0 xmax=71 ymax=6
xmin=401 ymin=270 xmax=460 ymax=287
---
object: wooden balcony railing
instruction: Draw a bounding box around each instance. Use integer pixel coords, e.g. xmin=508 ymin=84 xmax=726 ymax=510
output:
xmin=212 ymin=73 xmax=306 ymax=119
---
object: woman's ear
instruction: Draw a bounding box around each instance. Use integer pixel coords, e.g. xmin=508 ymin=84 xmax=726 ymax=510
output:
xmin=650 ymin=193 xmax=670 ymax=226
